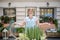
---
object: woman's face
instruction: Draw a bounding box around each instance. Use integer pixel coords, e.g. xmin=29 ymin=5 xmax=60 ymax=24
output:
xmin=28 ymin=9 xmax=33 ymax=16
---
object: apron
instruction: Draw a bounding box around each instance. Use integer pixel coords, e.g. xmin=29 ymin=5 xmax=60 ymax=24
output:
xmin=25 ymin=16 xmax=37 ymax=33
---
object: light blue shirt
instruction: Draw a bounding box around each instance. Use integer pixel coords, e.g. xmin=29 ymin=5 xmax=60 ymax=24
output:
xmin=25 ymin=16 xmax=37 ymax=28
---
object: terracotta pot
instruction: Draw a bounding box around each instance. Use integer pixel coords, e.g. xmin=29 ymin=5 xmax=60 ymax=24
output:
xmin=3 ymin=24 xmax=9 ymax=28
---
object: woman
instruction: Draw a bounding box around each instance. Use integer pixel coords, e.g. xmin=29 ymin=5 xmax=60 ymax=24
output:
xmin=18 ymin=8 xmax=40 ymax=28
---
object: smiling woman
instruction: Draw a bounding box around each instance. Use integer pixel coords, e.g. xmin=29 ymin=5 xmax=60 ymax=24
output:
xmin=26 ymin=7 xmax=36 ymax=16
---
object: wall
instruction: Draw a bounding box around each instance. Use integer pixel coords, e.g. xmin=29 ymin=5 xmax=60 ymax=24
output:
xmin=0 ymin=2 xmax=60 ymax=7
xmin=56 ymin=7 xmax=60 ymax=28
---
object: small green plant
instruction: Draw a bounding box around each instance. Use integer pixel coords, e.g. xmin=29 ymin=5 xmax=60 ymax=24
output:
xmin=43 ymin=17 xmax=49 ymax=22
xmin=0 ymin=23 xmax=3 ymax=27
xmin=0 ymin=16 xmax=4 ymax=23
xmin=39 ymin=18 xmax=44 ymax=23
xmin=0 ymin=16 xmax=10 ymax=23
xmin=57 ymin=29 xmax=60 ymax=33
xmin=26 ymin=26 xmax=43 ymax=40
xmin=0 ymin=23 xmax=4 ymax=32
xmin=16 ymin=27 xmax=25 ymax=33
xmin=4 ymin=16 xmax=10 ymax=24
xmin=53 ymin=19 xmax=58 ymax=28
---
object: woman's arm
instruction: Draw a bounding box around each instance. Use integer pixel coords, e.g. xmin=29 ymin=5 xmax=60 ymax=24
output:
xmin=20 ymin=21 xmax=26 ymax=27
xmin=14 ymin=20 xmax=26 ymax=28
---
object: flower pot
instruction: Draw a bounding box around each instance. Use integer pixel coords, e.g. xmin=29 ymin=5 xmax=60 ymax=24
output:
xmin=3 ymin=24 xmax=9 ymax=28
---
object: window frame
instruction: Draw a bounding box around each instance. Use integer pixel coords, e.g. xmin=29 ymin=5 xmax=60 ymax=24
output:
xmin=3 ymin=8 xmax=16 ymax=22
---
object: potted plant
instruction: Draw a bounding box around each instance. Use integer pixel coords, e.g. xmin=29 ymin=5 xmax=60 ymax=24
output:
xmin=0 ymin=16 xmax=4 ymax=23
xmin=3 ymin=16 xmax=10 ymax=28
xmin=16 ymin=27 xmax=25 ymax=33
xmin=26 ymin=26 xmax=44 ymax=40
xmin=4 ymin=16 xmax=10 ymax=24
xmin=16 ymin=27 xmax=25 ymax=37
xmin=16 ymin=27 xmax=29 ymax=40
xmin=39 ymin=18 xmax=44 ymax=23
xmin=57 ymin=29 xmax=60 ymax=33
xmin=0 ymin=23 xmax=4 ymax=38
xmin=39 ymin=16 xmax=44 ymax=23
xmin=53 ymin=19 xmax=58 ymax=28
xmin=43 ymin=17 xmax=49 ymax=22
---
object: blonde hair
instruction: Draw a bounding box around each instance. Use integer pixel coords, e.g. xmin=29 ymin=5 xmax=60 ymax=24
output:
xmin=27 ymin=9 xmax=35 ymax=16
xmin=27 ymin=9 xmax=33 ymax=12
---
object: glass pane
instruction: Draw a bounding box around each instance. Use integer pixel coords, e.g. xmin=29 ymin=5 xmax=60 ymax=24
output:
xmin=45 ymin=9 xmax=47 ymax=16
